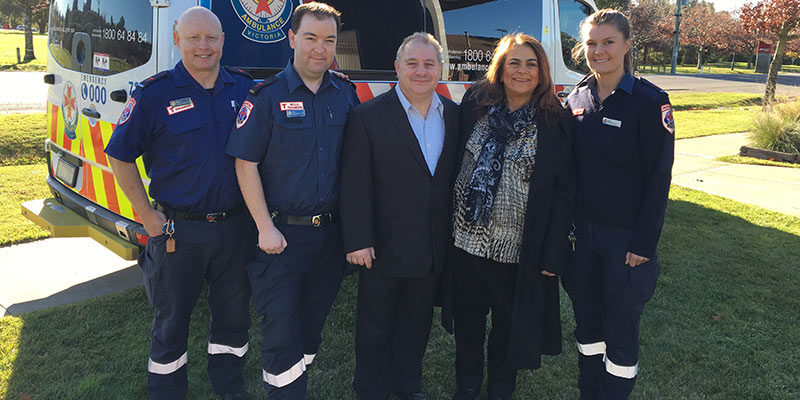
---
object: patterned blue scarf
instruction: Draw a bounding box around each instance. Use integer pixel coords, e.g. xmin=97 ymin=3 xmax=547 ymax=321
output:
xmin=462 ymin=103 xmax=535 ymax=226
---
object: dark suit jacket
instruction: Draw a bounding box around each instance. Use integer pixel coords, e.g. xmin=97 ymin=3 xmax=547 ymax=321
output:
xmin=340 ymin=88 xmax=460 ymax=278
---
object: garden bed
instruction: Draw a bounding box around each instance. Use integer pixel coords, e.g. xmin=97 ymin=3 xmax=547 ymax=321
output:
xmin=739 ymin=146 xmax=800 ymax=164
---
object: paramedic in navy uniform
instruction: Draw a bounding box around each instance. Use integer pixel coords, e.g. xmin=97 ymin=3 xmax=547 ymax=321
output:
xmin=105 ymin=7 xmax=254 ymax=400
xmin=563 ymin=9 xmax=674 ymax=400
xmin=225 ymin=3 xmax=359 ymax=400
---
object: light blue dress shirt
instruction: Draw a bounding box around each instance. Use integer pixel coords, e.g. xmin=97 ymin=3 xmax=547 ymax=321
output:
xmin=395 ymin=85 xmax=445 ymax=175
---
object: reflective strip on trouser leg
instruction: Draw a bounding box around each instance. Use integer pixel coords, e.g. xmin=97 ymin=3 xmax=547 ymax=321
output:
xmin=263 ymin=357 xmax=306 ymax=387
xmin=208 ymin=342 xmax=249 ymax=357
xmin=577 ymin=341 xmax=607 ymax=356
xmin=303 ymin=353 xmax=316 ymax=366
xmin=148 ymin=352 xmax=188 ymax=375
xmin=603 ymin=354 xmax=638 ymax=379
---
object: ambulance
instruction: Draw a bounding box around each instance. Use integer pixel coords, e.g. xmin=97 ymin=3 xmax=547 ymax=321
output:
xmin=22 ymin=0 xmax=598 ymax=260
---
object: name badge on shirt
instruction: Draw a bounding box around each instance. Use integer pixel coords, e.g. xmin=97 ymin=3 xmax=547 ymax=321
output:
xmin=280 ymin=101 xmax=305 ymax=118
xmin=602 ymin=117 xmax=622 ymax=128
xmin=166 ymin=97 xmax=194 ymax=115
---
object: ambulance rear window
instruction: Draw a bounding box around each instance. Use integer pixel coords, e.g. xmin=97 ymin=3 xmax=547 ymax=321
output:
xmin=48 ymin=0 xmax=153 ymax=76
xmin=559 ymin=0 xmax=593 ymax=74
xmin=434 ymin=0 xmax=543 ymax=81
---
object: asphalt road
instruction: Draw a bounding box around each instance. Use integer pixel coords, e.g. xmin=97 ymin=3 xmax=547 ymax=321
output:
xmin=641 ymin=72 xmax=800 ymax=96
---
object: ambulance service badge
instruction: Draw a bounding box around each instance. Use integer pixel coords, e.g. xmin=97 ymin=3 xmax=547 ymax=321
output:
xmin=61 ymin=81 xmax=79 ymax=140
xmin=231 ymin=0 xmax=293 ymax=43
xmin=661 ymin=104 xmax=675 ymax=135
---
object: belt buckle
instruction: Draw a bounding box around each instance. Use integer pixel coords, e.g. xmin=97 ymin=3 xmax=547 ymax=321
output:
xmin=206 ymin=213 xmax=224 ymax=223
xmin=311 ymin=214 xmax=322 ymax=227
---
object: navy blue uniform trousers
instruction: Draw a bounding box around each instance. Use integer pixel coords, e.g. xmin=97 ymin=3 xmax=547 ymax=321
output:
xmin=139 ymin=211 xmax=254 ymax=400
xmin=247 ymin=222 xmax=345 ymax=400
xmin=562 ymin=222 xmax=660 ymax=400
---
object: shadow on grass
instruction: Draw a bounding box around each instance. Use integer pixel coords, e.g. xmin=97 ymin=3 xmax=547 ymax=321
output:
xmin=3 ymin=194 xmax=800 ymax=399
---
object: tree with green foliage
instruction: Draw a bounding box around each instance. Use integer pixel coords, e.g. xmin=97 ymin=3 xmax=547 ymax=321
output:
xmin=594 ymin=0 xmax=629 ymax=11
xmin=0 ymin=0 xmax=48 ymax=62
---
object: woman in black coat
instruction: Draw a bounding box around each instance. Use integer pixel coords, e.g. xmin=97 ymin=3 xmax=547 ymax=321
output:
xmin=446 ymin=33 xmax=575 ymax=400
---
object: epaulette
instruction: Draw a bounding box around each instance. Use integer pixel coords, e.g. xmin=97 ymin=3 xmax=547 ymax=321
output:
xmin=225 ymin=66 xmax=253 ymax=80
xmin=249 ymin=76 xmax=277 ymax=95
xmin=635 ymin=77 xmax=667 ymax=100
xmin=136 ymin=70 xmax=169 ymax=89
xmin=330 ymin=71 xmax=357 ymax=91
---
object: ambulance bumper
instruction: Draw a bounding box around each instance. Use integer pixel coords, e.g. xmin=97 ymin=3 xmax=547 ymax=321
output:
xmin=21 ymin=175 xmax=144 ymax=260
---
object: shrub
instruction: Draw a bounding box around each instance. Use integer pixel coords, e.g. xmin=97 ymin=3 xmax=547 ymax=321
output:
xmin=750 ymin=102 xmax=800 ymax=155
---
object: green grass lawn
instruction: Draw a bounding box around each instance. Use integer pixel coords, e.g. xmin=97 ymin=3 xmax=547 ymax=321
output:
xmin=0 ymin=163 xmax=51 ymax=246
xmin=674 ymin=108 xmax=755 ymax=139
xmin=0 ymin=30 xmax=48 ymax=71
xmin=0 ymin=113 xmax=51 ymax=246
xmin=0 ymin=113 xmax=47 ymax=167
xmin=669 ymin=92 xmax=763 ymax=111
xmin=1 ymin=186 xmax=798 ymax=399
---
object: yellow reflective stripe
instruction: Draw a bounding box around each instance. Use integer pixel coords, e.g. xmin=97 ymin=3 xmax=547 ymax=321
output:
xmin=92 ymin=165 xmax=107 ymax=206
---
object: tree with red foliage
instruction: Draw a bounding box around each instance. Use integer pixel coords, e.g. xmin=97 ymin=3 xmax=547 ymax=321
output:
xmin=680 ymin=3 xmax=727 ymax=70
xmin=629 ymin=0 xmax=673 ymax=67
xmin=721 ymin=12 xmax=760 ymax=70
xmin=741 ymin=0 xmax=800 ymax=103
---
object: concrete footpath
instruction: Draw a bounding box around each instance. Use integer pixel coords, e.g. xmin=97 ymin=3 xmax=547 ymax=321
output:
xmin=1 ymin=133 xmax=799 ymax=317
xmin=673 ymin=132 xmax=800 ymax=218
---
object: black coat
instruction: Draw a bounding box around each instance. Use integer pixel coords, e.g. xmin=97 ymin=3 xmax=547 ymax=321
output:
xmin=443 ymin=89 xmax=576 ymax=370
xmin=340 ymin=88 xmax=460 ymax=278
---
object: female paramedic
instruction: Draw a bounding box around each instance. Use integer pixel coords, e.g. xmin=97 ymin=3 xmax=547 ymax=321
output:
xmin=563 ymin=9 xmax=674 ymax=400
xmin=448 ymin=33 xmax=575 ymax=400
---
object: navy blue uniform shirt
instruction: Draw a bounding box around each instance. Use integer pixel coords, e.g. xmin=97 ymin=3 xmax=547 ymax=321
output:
xmin=105 ymin=61 xmax=254 ymax=213
xmin=566 ymin=73 xmax=674 ymax=258
xmin=226 ymin=60 xmax=360 ymax=215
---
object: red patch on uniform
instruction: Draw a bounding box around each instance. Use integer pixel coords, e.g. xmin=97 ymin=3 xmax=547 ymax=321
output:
xmin=661 ymin=104 xmax=675 ymax=135
xmin=572 ymin=107 xmax=585 ymax=116
xmin=118 ymin=97 xmax=136 ymax=125
xmin=236 ymin=101 xmax=254 ymax=129
xmin=279 ymin=101 xmax=304 ymax=111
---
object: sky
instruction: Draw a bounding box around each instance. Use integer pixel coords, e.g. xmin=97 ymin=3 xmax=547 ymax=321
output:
xmin=707 ymin=0 xmax=747 ymax=13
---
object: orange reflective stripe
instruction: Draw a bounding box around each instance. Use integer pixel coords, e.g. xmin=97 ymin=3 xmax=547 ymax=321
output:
xmin=87 ymin=164 xmax=98 ymax=203
xmin=49 ymin=103 xmax=58 ymax=142
xmin=102 ymin=170 xmax=121 ymax=214
xmin=434 ymin=83 xmax=451 ymax=99
xmin=89 ymin=121 xmax=109 ymax=166
xmin=354 ymin=82 xmax=373 ymax=103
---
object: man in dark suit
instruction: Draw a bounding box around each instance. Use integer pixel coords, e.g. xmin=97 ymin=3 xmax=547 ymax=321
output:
xmin=340 ymin=32 xmax=460 ymax=400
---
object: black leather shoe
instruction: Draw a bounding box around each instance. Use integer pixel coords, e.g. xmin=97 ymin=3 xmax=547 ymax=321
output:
xmin=395 ymin=391 xmax=429 ymax=400
xmin=219 ymin=393 xmax=250 ymax=400
xmin=451 ymin=387 xmax=479 ymax=400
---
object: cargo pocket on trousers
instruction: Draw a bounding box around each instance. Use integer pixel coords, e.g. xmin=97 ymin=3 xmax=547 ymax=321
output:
xmin=629 ymin=257 xmax=660 ymax=304
xmin=139 ymin=234 xmax=168 ymax=277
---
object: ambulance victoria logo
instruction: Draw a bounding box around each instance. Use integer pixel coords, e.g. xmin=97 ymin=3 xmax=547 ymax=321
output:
xmin=231 ymin=0 xmax=293 ymax=43
xmin=61 ymin=81 xmax=78 ymax=140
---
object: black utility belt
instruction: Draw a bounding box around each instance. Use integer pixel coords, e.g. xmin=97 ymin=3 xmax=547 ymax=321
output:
xmin=271 ymin=210 xmax=337 ymax=227
xmin=153 ymin=202 xmax=244 ymax=223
